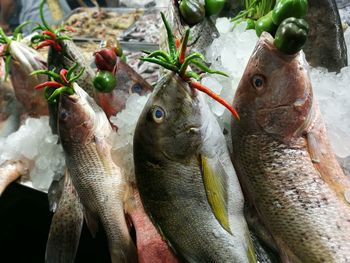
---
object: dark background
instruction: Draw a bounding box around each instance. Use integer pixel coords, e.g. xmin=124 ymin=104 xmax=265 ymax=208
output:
xmin=0 ymin=183 xmax=111 ymax=263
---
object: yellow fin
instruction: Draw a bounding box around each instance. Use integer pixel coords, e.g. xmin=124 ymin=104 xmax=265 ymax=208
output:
xmin=200 ymin=155 xmax=232 ymax=234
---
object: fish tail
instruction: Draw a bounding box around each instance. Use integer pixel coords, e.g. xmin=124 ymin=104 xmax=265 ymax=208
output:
xmin=45 ymin=172 xmax=84 ymax=263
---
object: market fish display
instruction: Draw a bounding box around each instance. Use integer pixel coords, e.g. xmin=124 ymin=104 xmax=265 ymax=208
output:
xmin=58 ymin=83 xmax=136 ymax=263
xmin=8 ymin=41 xmax=48 ymax=118
xmin=134 ymin=72 xmax=255 ymax=262
xmin=231 ymin=32 xmax=350 ymax=262
xmin=45 ymin=170 xmax=83 ymax=263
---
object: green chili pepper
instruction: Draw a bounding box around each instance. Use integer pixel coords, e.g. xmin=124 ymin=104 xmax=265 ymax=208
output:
xmin=246 ymin=18 xmax=256 ymax=30
xmin=93 ymin=71 xmax=117 ymax=93
xmin=205 ymin=0 xmax=226 ymax=16
xmin=274 ymin=17 xmax=309 ymax=55
xmin=255 ymin=10 xmax=278 ymax=37
xmin=272 ymin=0 xmax=308 ymax=25
xmin=179 ymin=0 xmax=206 ymax=26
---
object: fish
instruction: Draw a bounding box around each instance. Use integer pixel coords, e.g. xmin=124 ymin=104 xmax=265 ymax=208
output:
xmin=0 ymin=160 xmax=31 ymax=195
xmin=126 ymin=186 xmax=180 ymax=263
xmin=231 ymin=32 xmax=350 ymax=262
xmin=58 ymin=83 xmax=137 ymax=263
xmin=161 ymin=0 xmax=219 ymax=55
xmin=94 ymin=57 xmax=153 ymax=120
xmin=45 ymin=170 xmax=83 ymax=263
xmin=0 ymin=79 xmax=20 ymax=138
xmin=8 ymin=41 xmax=49 ymax=118
xmin=134 ymin=72 xmax=256 ymax=262
xmin=303 ymin=0 xmax=347 ymax=72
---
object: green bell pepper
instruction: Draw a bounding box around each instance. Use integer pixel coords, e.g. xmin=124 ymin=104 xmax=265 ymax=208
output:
xmin=93 ymin=71 xmax=117 ymax=93
xmin=205 ymin=0 xmax=226 ymax=16
xmin=255 ymin=11 xmax=278 ymax=37
xmin=272 ymin=0 xmax=308 ymax=25
xmin=179 ymin=0 xmax=206 ymax=26
xmin=274 ymin=17 xmax=309 ymax=55
xmin=246 ymin=18 xmax=256 ymax=30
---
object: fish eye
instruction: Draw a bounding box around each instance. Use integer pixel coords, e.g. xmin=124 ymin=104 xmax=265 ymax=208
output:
xmin=60 ymin=110 xmax=68 ymax=121
xmin=152 ymin=106 xmax=165 ymax=124
xmin=132 ymin=83 xmax=142 ymax=94
xmin=252 ymin=75 xmax=265 ymax=90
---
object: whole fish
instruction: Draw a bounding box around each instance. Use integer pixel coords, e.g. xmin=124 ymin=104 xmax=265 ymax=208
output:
xmin=94 ymin=57 xmax=153 ymax=120
xmin=231 ymin=32 xmax=350 ymax=262
xmin=303 ymin=0 xmax=347 ymax=72
xmin=9 ymin=41 xmax=48 ymax=118
xmin=58 ymin=83 xmax=136 ymax=263
xmin=45 ymin=170 xmax=83 ymax=263
xmin=134 ymin=72 xmax=256 ymax=262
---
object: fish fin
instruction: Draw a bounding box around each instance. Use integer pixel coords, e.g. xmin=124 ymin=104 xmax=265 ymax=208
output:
xmin=83 ymin=208 xmax=99 ymax=238
xmin=200 ymin=155 xmax=231 ymax=234
xmin=47 ymin=172 xmax=65 ymax=212
xmin=45 ymin=171 xmax=84 ymax=263
xmin=123 ymin=183 xmax=137 ymax=214
xmin=306 ymin=132 xmax=321 ymax=164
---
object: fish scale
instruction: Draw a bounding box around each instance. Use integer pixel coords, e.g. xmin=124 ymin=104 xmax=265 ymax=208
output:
xmin=59 ymin=86 xmax=136 ymax=263
xmin=232 ymin=131 xmax=350 ymax=263
xmin=136 ymin=157 xmax=249 ymax=263
xmin=64 ymin=138 xmax=136 ymax=263
xmin=46 ymin=171 xmax=83 ymax=263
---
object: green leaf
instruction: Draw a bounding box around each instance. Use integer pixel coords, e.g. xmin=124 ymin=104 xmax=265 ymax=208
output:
xmin=160 ymin=12 xmax=176 ymax=61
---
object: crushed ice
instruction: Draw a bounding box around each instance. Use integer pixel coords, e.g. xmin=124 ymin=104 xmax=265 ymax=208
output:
xmin=0 ymin=117 xmax=65 ymax=191
xmin=110 ymin=93 xmax=150 ymax=182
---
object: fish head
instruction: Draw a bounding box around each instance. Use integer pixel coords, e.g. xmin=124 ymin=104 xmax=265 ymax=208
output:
xmin=58 ymin=83 xmax=111 ymax=145
xmin=95 ymin=58 xmax=153 ymax=119
xmin=134 ymin=72 xmax=202 ymax=163
xmin=9 ymin=41 xmax=48 ymax=116
xmin=233 ymin=32 xmax=313 ymax=140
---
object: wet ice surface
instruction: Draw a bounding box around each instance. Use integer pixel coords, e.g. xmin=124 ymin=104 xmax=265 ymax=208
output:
xmin=204 ymin=17 xmax=350 ymax=167
xmin=0 ymin=117 xmax=65 ymax=191
xmin=110 ymin=93 xmax=150 ymax=182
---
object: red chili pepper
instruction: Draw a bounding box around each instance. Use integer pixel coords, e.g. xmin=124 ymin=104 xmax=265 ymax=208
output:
xmin=189 ymin=80 xmax=240 ymax=120
xmin=34 ymin=81 xmax=63 ymax=90
xmin=175 ymin=38 xmax=181 ymax=49
xmin=36 ymin=40 xmax=62 ymax=52
xmin=42 ymin=30 xmax=57 ymax=40
xmin=36 ymin=40 xmax=56 ymax=50
xmin=60 ymin=69 xmax=68 ymax=83
xmin=179 ymin=42 xmax=187 ymax=64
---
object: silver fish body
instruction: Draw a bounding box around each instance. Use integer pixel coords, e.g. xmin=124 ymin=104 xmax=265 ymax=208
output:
xmin=58 ymin=84 xmax=136 ymax=263
xmin=134 ymin=72 xmax=255 ymax=262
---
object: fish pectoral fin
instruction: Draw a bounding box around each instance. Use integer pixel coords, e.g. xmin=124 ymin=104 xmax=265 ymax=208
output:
xmin=306 ymin=131 xmax=321 ymax=164
xmin=83 ymin=208 xmax=99 ymax=238
xmin=200 ymin=155 xmax=232 ymax=234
